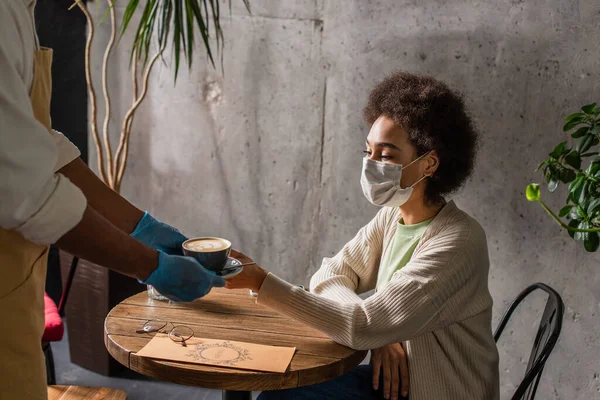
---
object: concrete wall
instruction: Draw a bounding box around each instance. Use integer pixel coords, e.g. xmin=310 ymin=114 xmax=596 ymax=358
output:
xmin=88 ymin=1 xmax=600 ymax=398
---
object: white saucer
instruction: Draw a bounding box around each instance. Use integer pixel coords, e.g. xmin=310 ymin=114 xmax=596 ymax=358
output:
xmin=217 ymin=258 xmax=244 ymax=279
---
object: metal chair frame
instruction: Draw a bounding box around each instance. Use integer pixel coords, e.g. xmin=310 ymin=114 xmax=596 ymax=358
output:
xmin=494 ymin=283 xmax=564 ymax=400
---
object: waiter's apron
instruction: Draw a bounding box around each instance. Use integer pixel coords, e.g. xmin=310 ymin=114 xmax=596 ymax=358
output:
xmin=0 ymin=47 xmax=55 ymax=400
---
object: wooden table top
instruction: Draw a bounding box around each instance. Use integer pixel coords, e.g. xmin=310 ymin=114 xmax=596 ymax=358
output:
xmin=104 ymin=288 xmax=367 ymax=391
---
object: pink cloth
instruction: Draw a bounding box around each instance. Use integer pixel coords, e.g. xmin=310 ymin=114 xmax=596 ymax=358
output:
xmin=42 ymin=292 xmax=64 ymax=342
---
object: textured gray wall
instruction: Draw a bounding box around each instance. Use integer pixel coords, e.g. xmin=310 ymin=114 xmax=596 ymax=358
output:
xmin=88 ymin=1 xmax=600 ymax=398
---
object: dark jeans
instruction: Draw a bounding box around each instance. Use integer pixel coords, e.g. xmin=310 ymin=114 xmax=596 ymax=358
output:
xmin=258 ymin=365 xmax=407 ymax=400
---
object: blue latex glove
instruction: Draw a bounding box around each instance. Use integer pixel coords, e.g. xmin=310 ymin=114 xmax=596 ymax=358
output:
xmin=142 ymin=252 xmax=226 ymax=302
xmin=131 ymin=211 xmax=187 ymax=255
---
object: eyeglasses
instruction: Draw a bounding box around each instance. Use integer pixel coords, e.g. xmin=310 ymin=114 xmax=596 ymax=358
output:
xmin=135 ymin=319 xmax=194 ymax=347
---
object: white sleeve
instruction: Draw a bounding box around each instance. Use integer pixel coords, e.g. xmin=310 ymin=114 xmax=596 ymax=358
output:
xmin=0 ymin=3 xmax=87 ymax=245
xmin=310 ymin=208 xmax=390 ymax=302
xmin=51 ymin=129 xmax=81 ymax=172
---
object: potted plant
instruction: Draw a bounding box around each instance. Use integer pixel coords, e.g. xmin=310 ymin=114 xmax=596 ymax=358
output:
xmin=60 ymin=0 xmax=250 ymax=375
xmin=526 ymin=102 xmax=600 ymax=252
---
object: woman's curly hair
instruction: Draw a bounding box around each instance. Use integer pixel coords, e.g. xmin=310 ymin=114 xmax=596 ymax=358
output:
xmin=363 ymin=71 xmax=479 ymax=204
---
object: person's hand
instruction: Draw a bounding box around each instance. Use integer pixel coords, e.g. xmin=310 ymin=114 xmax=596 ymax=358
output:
xmin=225 ymin=250 xmax=268 ymax=292
xmin=224 ymin=264 xmax=268 ymax=292
xmin=371 ymin=343 xmax=409 ymax=400
xmin=131 ymin=212 xmax=187 ymax=255
xmin=142 ymin=252 xmax=225 ymax=302
xmin=230 ymin=249 xmax=254 ymax=264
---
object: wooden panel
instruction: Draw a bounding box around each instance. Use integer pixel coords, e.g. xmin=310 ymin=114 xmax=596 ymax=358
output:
xmin=105 ymin=316 xmax=354 ymax=359
xmin=47 ymin=385 xmax=127 ymax=400
xmin=60 ymin=251 xmax=144 ymax=376
xmin=107 ymin=304 xmax=329 ymax=339
xmin=60 ymin=252 xmax=110 ymax=375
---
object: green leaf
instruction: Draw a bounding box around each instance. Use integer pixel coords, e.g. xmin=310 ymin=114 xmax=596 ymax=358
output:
xmin=564 ymin=118 xmax=585 ymax=132
xmin=588 ymin=160 xmax=600 ymax=175
xmin=548 ymin=178 xmax=559 ymax=192
xmin=559 ymin=168 xmax=577 ymax=183
xmin=526 ymin=184 xmax=541 ymax=201
xmin=564 ymin=112 xmax=585 ymax=122
xmin=559 ymin=205 xmax=572 ymax=217
xmin=575 ymin=221 xmax=589 ymax=240
xmin=98 ymin=0 xmax=117 ymax=24
xmin=565 ymin=151 xmax=582 ymax=170
xmin=546 ymin=163 xmax=561 ymax=182
xmin=582 ymin=103 xmax=597 ymax=114
xmin=158 ymin=0 xmax=173 ymax=53
xmin=577 ymin=205 xmax=587 ymax=218
xmin=569 ymin=174 xmax=585 ymax=202
xmin=128 ymin=0 xmax=155 ymax=64
xmin=570 ymin=205 xmax=581 ymax=219
xmin=188 ymin=0 xmax=215 ymax=67
xmin=173 ymin=0 xmax=184 ymax=80
xmin=121 ymin=0 xmax=140 ymax=37
xmin=567 ymin=219 xmax=578 ymax=238
xmin=587 ymin=198 xmax=600 ymax=214
xmin=571 ymin=127 xmax=589 ymax=139
xmin=577 ymin=135 xmax=594 ymax=154
xmin=584 ymin=231 xmax=600 ymax=252
xmin=579 ymin=181 xmax=590 ymax=204
xmin=549 ymin=141 xmax=568 ymax=159
xmin=536 ymin=159 xmax=550 ymax=171
xmin=185 ymin=0 xmax=195 ymax=69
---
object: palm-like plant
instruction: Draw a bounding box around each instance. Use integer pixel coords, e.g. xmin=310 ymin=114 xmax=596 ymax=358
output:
xmin=121 ymin=0 xmax=250 ymax=78
xmin=70 ymin=0 xmax=250 ymax=191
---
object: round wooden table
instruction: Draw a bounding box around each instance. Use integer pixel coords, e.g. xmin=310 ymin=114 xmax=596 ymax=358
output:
xmin=104 ymin=288 xmax=367 ymax=400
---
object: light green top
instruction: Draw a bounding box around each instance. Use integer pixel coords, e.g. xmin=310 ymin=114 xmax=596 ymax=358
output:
xmin=376 ymin=217 xmax=433 ymax=290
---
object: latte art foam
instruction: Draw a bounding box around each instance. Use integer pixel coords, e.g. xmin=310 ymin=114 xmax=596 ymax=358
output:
xmin=184 ymin=238 xmax=230 ymax=252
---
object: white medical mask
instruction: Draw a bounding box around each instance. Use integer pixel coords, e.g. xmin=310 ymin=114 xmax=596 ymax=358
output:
xmin=360 ymin=152 xmax=430 ymax=208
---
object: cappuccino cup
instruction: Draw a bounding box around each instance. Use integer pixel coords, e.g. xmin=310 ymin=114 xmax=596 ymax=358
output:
xmin=182 ymin=237 xmax=232 ymax=273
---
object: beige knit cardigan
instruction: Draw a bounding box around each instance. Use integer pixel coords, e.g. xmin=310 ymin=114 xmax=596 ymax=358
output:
xmin=257 ymin=201 xmax=500 ymax=399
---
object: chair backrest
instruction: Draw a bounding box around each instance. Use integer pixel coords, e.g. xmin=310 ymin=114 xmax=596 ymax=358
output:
xmin=494 ymin=283 xmax=564 ymax=400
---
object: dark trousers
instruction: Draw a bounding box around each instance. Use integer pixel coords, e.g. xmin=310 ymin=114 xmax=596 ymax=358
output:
xmin=258 ymin=365 xmax=407 ymax=400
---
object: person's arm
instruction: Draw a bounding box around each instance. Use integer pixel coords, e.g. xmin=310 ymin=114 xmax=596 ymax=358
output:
xmin=228 ymin=224 xmax=480 ymax=350
xmin=259 ymin=272 xmax=438 ymax=350
xmin=0 ymin=8 xmax=87 ymax=244
xmin=56 ymin=205 xmax=157 ymax=280
xmin=56 ymin=205 xmax=225 ymax=301
xmin=58 ymin=157 xmax=189 ymax=256
xmin=58 ymin=158 xmax=144 ymax=233
xmin=309 ymin=207 xmax=393 ymax=303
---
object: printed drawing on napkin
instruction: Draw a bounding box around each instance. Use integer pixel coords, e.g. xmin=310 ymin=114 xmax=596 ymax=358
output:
xmin=136 ymin=334 xmax=296 ymax=373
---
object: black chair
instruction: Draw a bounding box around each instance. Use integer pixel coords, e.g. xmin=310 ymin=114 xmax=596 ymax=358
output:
xmin=494 ymin=283 xmax=564 ymax=400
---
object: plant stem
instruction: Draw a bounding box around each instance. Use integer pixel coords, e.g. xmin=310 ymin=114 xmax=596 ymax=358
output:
xmin=102 ymin=0 xmax=117 ymax=188
xmin=115 ymin=47 xmax=164 ymax=188
xmin=77 ymin=1 xmax=108 ymax=184
xmin=538 ymin=199 xmax=600 ymax=232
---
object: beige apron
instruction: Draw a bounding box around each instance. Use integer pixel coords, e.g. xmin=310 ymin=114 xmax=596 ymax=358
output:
xmin=0 ymin=47 xmax=55 ymax=400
